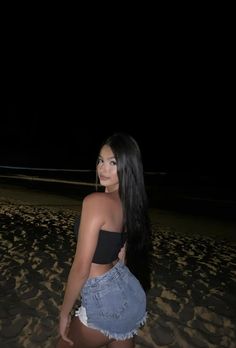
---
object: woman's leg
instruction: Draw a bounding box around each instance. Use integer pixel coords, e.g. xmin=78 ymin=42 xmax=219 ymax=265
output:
xmin=56 ymin=316 xmax=113 ymax=348
xmin=107 ymin=338 xmax=135 ymax=348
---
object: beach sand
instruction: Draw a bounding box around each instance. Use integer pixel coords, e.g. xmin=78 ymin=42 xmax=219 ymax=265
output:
xmin=0 ymin=184 xmax=236 ymax=347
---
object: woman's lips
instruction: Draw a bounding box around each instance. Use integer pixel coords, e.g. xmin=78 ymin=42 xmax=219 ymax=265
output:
xmin=99 ymin=175 xmax=109 ymax=181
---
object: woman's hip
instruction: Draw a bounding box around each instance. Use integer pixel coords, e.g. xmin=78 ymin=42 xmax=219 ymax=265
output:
xmin=81 ymin=261 xmax=146 ymax=322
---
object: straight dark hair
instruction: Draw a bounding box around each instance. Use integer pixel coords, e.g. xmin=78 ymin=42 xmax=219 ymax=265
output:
xmin=102 ymin=133 xmax=152 ymax=292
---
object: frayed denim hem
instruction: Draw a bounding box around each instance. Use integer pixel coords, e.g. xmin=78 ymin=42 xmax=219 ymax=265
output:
xmin=88 ymin=312 xmax=147 ymax=341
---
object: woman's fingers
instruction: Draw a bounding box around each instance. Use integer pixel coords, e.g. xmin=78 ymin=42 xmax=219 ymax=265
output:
xmin=118 ymin=242 xmax=127 ymax=262
xmin=61 ymin=335 xmax=74 ymax=346
xmin=59 ymin=314 xmax=74 ymax=346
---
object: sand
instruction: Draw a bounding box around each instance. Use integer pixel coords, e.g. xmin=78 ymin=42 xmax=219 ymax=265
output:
xmin=0 ymin=185 xmax=236 ymax=347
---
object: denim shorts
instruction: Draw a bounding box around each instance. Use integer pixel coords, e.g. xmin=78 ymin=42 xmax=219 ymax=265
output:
xmin=75 ymin=260 xmax=147 ymax=340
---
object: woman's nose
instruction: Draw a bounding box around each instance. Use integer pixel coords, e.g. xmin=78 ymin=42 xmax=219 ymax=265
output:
xmin=99 ymin=162 xmax=106 ymax=171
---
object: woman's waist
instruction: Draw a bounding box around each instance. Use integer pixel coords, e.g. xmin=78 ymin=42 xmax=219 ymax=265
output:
xmin=81 ymin=261 xmax=143 ymax=300
xmin=88 ymin=259 xmax=119 ymax=278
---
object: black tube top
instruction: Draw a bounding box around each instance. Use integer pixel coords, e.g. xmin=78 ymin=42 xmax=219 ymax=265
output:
xmin=92 ymin=230 xmax=127 ymax=264
xmin=73 ymin=218 xmax=127 ymax=264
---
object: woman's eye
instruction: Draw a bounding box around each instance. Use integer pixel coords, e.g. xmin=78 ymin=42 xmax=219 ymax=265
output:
xmin=110 ymin=161 xmax=117 ymax=166
xmin=97 ymin=158 xmax=103 ymax=164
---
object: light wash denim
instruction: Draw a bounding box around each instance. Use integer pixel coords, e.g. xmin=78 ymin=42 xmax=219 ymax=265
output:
xmin=75 ymin=260 xmax=147 ymax=340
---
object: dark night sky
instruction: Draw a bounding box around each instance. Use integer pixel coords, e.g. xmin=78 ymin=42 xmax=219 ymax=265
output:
xmin=3 ymin=11 xmax=234 ymax=179
xmin=4 ymin=33 xmax=234 ymax=176
xmin=2 ymin=98 xmax=234 ymax=176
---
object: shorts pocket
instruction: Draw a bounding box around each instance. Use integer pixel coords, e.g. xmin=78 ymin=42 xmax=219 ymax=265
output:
xmin=89 ymin=283 xmax=128 ymax=320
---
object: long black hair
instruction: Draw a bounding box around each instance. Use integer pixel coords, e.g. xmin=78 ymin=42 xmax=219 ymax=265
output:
xmin=102 ymin=133 xmax=152 ymax=292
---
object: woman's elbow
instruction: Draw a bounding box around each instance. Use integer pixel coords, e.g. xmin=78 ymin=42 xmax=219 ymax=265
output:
xmin=71 ymin=261 xmax=90 ymax=280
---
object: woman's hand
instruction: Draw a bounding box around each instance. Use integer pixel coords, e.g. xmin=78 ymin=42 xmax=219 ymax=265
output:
xmin=118 ymin=242 xmax=127 ymax=263
xmin=59 ymin=313 xmax=74 ymax=346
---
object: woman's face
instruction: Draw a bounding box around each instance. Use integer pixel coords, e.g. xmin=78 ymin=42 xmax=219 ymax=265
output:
xmin=97 ymin=145 xmax=119 ymax=192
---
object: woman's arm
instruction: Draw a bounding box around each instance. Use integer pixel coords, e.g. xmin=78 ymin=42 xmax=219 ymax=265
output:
xmin=59 ymin=193 xmax=105 ymax=344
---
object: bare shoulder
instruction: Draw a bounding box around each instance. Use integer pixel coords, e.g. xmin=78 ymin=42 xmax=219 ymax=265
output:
xmin=78 ymin=193 xmax=108 ymax=230
xmin=81 ymin=191 xmax=122 ymax=231
xmin=83 ymin=192 xmax=109 ymax=206
xmin=82 ymin=192 xmax=111 ymax=214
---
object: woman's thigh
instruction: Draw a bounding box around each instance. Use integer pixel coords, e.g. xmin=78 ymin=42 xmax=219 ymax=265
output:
xmin=56 ymin=316 xmax=112 ymax=348
xmin=107 ymin=338 xmax=135 ymax=348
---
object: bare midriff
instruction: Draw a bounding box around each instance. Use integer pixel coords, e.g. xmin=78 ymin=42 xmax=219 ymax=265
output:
xmin=88 ymin=259 xmax=119 ymax=278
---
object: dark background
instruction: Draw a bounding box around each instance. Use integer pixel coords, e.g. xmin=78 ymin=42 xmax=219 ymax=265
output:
xmin=1 ymin=13 xmax=235 ymax=221
xmin=3 ymin=97 xmax=234 ymax=176
xmin=3 ymin=19 xmax=234 ymax=177
xmin=2 ymin=99 xmax=235 ymax=219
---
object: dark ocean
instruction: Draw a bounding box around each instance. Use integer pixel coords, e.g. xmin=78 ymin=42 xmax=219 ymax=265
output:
xmin=0 ymin=165 xmax=235 ymax=220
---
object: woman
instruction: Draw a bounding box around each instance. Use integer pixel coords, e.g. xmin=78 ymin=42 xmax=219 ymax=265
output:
xmin=57 ymin=133 xmax=152 ymax=347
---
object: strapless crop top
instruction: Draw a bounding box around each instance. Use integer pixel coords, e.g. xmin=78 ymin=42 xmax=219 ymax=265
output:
xmin=73 ymin=218 xmax=127 ymax=264
xmin=92 ymin=230 xmax=127 ymax=264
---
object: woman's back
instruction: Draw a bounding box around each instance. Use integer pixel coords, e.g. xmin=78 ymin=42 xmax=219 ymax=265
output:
xmin=79 ymin=191 xmax=124 ymax=278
